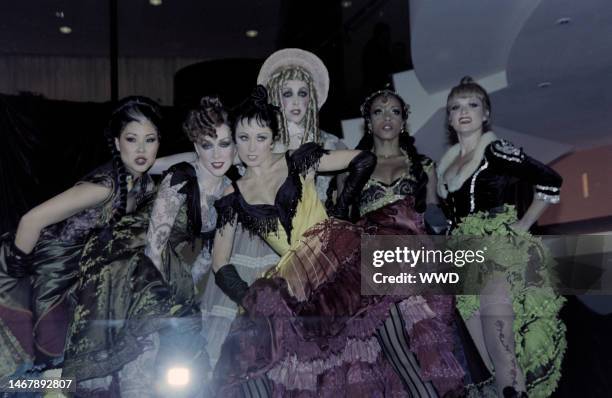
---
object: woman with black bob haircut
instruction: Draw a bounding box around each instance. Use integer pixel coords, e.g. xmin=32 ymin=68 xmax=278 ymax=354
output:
xmin=211 ymin=85 xmax=443 ymax=396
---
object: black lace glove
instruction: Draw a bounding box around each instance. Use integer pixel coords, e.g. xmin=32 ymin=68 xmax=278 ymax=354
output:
xmin=214 ymin=263 xmax=249 ymax=305
xmin=6 ymin=239 xmax=32 ymax=278
xmin=329 ymin=151 xmax=376 ymax=221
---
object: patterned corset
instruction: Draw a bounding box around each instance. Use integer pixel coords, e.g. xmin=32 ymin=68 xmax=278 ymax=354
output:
xmin=359 ymin=174 xmax=419 ymax=215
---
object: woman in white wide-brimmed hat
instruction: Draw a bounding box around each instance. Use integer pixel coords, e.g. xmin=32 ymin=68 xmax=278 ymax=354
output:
xmin=257 ymin=47 xmax=346 ymax=201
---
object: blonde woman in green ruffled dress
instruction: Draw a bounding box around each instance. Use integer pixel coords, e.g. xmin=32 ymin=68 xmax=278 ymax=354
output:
xmin=437 ymin=77 xmax=566 ymax=397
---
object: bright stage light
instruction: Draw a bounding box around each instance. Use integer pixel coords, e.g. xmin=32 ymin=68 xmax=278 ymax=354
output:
xmin=166 ymin=366 xmax=191 ymax=387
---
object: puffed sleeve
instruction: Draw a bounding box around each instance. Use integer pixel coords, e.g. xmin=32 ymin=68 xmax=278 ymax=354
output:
xmin=486 ymin=139 xmax=562 ymax=204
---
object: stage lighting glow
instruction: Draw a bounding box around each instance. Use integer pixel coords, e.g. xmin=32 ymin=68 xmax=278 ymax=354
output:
xmin=166 ymin=367 xmax=190 ymax=387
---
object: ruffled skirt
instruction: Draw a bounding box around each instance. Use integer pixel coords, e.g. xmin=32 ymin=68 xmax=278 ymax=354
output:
xmin=453 ymin=205 xmax=566 ymax=398
xmin=214 ymin=197 xmax=465 ymax=397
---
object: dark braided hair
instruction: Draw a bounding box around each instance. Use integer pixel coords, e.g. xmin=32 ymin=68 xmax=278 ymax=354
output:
xmin=231 ymin=85 xmax=281 ymax=141
xmin=105 ymin=96 xmax=162 ymax=224
xmin=183 ymin=96 xmax=228 ymax=143
xmin=357 ymin=90 xmax=428 ymax=211
xmin=446 ymin=76 xmax=492 ymax=144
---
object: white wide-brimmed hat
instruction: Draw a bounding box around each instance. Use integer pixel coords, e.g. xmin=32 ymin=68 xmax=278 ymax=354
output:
xmin=257 ymin=48 xmax=330 ymax=109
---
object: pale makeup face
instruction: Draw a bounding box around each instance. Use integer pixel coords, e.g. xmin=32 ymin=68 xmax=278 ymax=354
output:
xmin=115 ymin=119 xmax=160 ymax=177
xmin=448 ymin=95 xmax=489 ymax=136
xmin=235 ymin=118 xmax=274 ymax=167
xmin=370 ymin=95 xmax=403 ymax=140
xmin=280 ymin=79 xmax=309 ymax=125
xmin=193 ymin=124 xmax=235 ymax=177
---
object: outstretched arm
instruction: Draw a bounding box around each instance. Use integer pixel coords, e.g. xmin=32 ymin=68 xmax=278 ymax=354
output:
xmin=318 ymin=149 xmax=364 ymax=173
xmin=149 ymin=152 xmax=195 ymax=175
xmin=15 ymin=182 xmax=111 ymax=253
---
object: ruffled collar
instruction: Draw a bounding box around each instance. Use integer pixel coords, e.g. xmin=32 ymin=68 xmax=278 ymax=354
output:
xmin=436 ymin=131 xmax=497 ymax=198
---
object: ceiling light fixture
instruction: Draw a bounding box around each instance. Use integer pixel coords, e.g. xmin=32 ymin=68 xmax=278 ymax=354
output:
xmin=537 ymin=81 xmax=551 ymax=88
xmin=341 ymin=1 xmax=352 ymax=7
xmin=59 ymin=26 xmax=72 ymax=34
xmin=246 ymin=30 xmax=259 ymax=38
xmin=149 ymin=0 xmax=162 ymax=6
xmin=556 ymin=17 xmax=571 ymax=25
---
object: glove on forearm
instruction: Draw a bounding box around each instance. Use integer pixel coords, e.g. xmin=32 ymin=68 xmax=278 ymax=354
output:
xmin=6 ymin=239 xmax=32 ymax=278
xmin=214 ymin=263 xmax=249 ymax=305
xmin=331 ymin=151 xmax=376 ymax=220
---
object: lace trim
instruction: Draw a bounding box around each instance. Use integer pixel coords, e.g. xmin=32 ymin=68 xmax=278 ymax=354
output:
xmin=229 ymin=253 xmax=280 ymax=269
xmin=215 ymin=195 xmax=281 ymax=238
xmin=469 ymin=159 xmax=489 ymax=213
xmin=490 ymin=139 xmax=524 ymax=163
xmin=215 ymin=143 xmax=328 ymax=243
xmin=535 ymin=184 xmax=560 ymax=193
xmin=535 ymin=192 xmax=560 ymax=204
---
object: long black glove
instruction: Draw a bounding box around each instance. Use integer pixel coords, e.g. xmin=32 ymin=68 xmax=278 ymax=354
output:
xmin=214 ymin=263 xmax=249 ymax=306
xmin=6 ymin=239 xmax=32 ymax=278
xmin=329 ymin=151 xmax=376 ymax=221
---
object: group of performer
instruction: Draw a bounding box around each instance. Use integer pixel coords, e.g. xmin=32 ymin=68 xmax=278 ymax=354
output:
xmin=0 ymin=48 xmax=565 ymax=397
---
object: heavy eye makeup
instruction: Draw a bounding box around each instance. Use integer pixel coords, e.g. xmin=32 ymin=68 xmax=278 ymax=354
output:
xmin=219 ymin=139 xmax=232 ymax=148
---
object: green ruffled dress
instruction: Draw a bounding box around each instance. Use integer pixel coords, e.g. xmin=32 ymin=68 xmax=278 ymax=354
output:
xmin=453 ymin=206 xmax=566 ymax=397
xmin=437 ymin=133 xmax=566 ymax=397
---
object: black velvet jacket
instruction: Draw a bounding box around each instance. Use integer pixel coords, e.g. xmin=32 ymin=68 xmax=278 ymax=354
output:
xmin=437 ymin=132 xmax=562 ymax=224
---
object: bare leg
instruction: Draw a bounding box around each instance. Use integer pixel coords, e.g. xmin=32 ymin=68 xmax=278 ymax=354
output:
xmin=479 ymin=277 xmax=526 ymax=396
